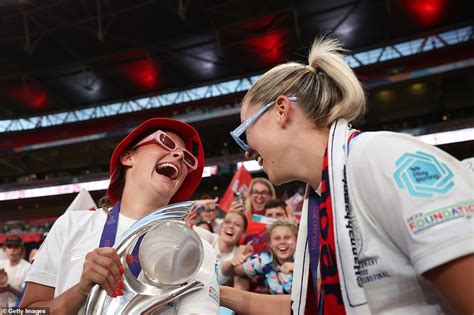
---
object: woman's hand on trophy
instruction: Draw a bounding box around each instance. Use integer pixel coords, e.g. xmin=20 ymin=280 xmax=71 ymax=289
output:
xmin=79 ymin=247 xmax=125 ymax=298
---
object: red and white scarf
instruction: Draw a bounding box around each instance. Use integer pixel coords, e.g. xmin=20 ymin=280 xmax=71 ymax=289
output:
xmin=291 ymin=119 xmax=371 ymax=315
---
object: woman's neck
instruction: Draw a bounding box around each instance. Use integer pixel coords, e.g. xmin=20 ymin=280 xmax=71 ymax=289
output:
xmin=119 ymin=195 xmax=167 ymax=220
xmin=9 ymin=258 xmax=20 ymax=267
xmin=251 ymin=207 xmax=264 ymax=215
xmin=294 ymin=126 xmax=329 ymax=191
xmin=218 ymin=237 xmax=235 ymax=254
xmin=275 ymin=255 xmax=292 ymax=265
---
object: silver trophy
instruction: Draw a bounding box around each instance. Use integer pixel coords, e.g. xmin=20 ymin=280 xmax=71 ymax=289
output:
xmin=85 ymin=201 xmax=205 ymax=314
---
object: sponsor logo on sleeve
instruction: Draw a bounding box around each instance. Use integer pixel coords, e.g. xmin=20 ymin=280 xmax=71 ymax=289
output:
xmin=393 ymin=151 xmax=454 ymax=198
xmin=208 ymin=286 xmax=219 ymax=304
xmin=405 ymin=201 xmax=474 ymax=234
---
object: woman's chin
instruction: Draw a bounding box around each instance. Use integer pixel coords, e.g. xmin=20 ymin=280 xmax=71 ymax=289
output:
xmin=253 ymin=208 xmax=265 ymax=215
xmin=221 ymin=236 xmax=237 ymax=245
xmin=275 ymin=253 xmax=291 ymax=261
xmin=267 ymin=173 xmax=281 ymax=186
xmin=269 ymin=171 xmax=294 ymax=186
xmin=151 ymin=181 xmax=177 ymax=200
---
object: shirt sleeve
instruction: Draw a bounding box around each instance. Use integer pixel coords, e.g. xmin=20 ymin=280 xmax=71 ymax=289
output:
xmin=242 ymin=252 xmax=272 ymax=277
xmin=349 ymin=132 xmax=474 ymax=275
xmin=24 ymin=213 xmax=70 ymax=288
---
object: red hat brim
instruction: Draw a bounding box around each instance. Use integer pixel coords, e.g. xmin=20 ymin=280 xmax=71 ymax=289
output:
xmin=107 ymin=118 xmax=204 ymax=205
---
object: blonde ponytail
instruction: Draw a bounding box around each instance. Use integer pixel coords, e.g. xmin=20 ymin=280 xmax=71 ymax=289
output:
xmin=307 ymin=37 xmax=366 ymax=124
xmin=243 ymin=36 xmax=366 ymax=127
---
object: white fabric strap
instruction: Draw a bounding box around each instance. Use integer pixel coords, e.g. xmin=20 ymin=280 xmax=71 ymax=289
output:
xmin=328 ymin=119 xmax=370 ymax=314
xmin=291 ymin=185 xmax=311 ymax=314
xmin=291 ymin=119 xmax=371 ymax=315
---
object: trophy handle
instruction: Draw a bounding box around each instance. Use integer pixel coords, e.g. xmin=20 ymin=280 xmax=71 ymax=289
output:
xmin=124 ymin=280 xmax=204 ymax=315
xmin=85 ymin=201 xmax=206 ymax=315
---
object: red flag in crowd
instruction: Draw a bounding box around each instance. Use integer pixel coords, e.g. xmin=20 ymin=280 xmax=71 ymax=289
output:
xmin=219 ymin=165 xmax=252 ymax=212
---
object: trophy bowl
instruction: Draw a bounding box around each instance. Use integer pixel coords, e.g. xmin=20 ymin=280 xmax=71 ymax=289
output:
xmin=85 ymin=201 xmax=206 ymax=315
xmin=139 ymin=220 xmax=204 ymax=286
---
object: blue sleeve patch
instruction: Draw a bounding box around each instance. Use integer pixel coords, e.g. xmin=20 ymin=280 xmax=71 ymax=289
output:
xmin=393 ymin=151 xmax=454 ymax=198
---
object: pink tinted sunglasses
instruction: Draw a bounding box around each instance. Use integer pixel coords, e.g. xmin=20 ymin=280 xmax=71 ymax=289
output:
xmin=132 ymin=130 xmax=198 ymax=170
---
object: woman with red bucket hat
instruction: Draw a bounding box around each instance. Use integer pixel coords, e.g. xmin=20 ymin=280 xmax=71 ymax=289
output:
xmin=20 ymin=118 xmax=220 ymax=314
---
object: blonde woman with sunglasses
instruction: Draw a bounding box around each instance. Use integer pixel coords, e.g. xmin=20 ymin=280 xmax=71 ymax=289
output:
xmin=222 ymin=37 xmax=473 ymax=315
xmin=20 ymin=118 xmax=220 ymax=314
xmin=230 ymin=178 xmax=276 ymax=254
xmin=229 ymin=178 xmax=276 ymax=217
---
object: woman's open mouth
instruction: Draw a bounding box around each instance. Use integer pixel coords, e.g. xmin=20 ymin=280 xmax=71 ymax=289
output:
xmin=277 ymin=245 xmax=289 ymax=254
xmin=155 ymin=162 xmax=179 ymax=180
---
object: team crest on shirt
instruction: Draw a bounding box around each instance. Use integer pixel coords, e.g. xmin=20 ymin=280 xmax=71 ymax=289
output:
xmin=393 ymin=151 xmax=454 ymax=198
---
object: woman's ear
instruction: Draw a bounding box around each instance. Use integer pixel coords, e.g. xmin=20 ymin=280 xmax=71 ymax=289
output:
xmin=120 ymin=151 xmax=133 ymax=167
xmin=275 ymin=95 xmax=292 ymax=128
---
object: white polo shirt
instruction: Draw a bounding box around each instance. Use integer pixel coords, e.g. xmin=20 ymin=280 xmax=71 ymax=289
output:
xmin=26 ymin=209 xmax=219 ymax=314
xmin=345 ymin=131 xmax=473 ymax=314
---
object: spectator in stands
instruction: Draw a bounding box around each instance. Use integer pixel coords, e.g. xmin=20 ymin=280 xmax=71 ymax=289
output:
xmin=231 ymin=177 xmax=275 ymax=216
xmin=231 ymin=178 xmax=276 ymax=254
xmin=0 ymin=235 xmax=31 ymax=307
xmin=241 ymin=199 xmax=290 ymax=256
xmin=235 ymin=198 xmax=291 ymax=273
xmin=221 ymin=220 xmax=297 ymax=295
xmin=246 ymin=178 xmax=276 ymax=217
xmin=195 ymin=220 xmax=214 ymax=232
xmin=223 ymin=36 xmax=473 ymax=314
xmin=20 ymin=118 xmax=220 ymax=314
xmin=194 ymin=211 xmax=248 ymax=287
xmin=196 ymin=195 xmax=223 ymax=233
xmin=264 ymin=199 xmax=288 ymax=220
xmin=27 ymin=232 xmax=47 ymax=265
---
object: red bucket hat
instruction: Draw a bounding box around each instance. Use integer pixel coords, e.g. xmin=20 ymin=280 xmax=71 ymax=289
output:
xmin=107 ymin=118 xmax=204 ymax=205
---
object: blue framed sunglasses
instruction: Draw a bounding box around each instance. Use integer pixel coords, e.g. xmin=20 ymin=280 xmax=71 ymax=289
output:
xmin=230 ymin=96 xmax=297 ymax=152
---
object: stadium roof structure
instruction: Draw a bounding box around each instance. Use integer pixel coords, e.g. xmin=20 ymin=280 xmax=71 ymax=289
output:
xmin=0 ymin=0 xmax=472 ymax=121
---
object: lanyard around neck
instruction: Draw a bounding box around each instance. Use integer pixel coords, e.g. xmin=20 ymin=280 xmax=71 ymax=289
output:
xmin=99 ymin=203 xmax=143 ymax=277
xmin=307 ymin=189 xmax=321 ymax=307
